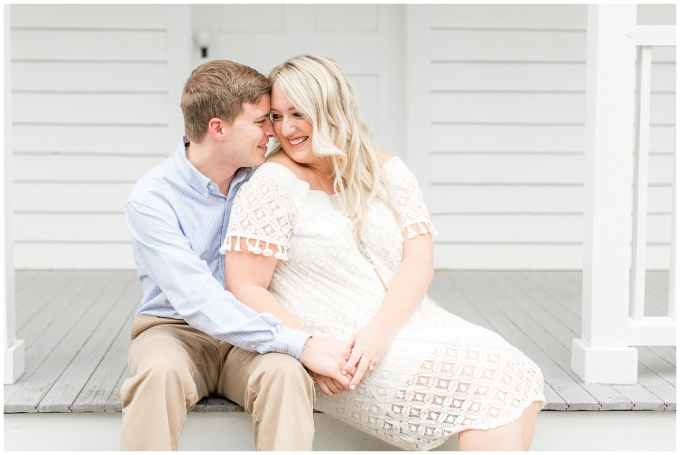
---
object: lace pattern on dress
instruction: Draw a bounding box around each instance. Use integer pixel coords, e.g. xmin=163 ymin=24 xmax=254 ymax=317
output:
xmin=220 ymin=173 xmax=293 ymax=260
xmin=386 ymin=158 xmax=439 ymax=239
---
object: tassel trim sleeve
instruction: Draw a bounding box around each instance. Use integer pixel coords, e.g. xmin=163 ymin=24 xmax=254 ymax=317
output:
xmin=220 ymin=172 xmax=294 ymax=261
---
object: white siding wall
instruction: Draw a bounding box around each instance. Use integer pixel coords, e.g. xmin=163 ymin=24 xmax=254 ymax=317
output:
xmin=427 ymin=4 xmax=675 ymax=269
xmin=10 ymin=5 xmax=174 ymax=269
xmin=9 ymin=4 xmax=676 ymax=270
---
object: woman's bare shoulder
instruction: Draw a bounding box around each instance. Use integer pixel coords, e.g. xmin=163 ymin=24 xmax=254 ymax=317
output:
xmin=373 ymin=146 xmax=395 ymax=165
xmin=267 ymin=150 xmax=309 ymax=181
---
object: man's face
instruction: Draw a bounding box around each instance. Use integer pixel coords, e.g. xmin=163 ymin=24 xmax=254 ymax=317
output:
xmin=221 ymin=94 xmax=274 ymax=168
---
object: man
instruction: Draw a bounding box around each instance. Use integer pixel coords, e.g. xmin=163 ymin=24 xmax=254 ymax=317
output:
xmin=121 ymin=60 xmax=353 ymax=451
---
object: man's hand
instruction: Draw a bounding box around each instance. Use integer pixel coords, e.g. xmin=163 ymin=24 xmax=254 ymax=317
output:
xmin=301 ymin=336 xmax=352 ymax=390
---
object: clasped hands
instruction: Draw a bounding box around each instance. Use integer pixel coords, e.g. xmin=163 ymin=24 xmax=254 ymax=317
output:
xmin=300 ymin=323 xmax=393 ymax=397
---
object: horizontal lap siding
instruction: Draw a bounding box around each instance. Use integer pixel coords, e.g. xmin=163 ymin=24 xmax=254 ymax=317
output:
xmin=428 ymin=4 xmax=675 ymax=269
xmin=10 ymin=5 xmax=171 ymax=269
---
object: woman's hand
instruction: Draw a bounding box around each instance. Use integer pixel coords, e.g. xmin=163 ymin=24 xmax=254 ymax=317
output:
xmin=313 ymin=372 xmax=351 ymax=397
xmin=341 ymin=323 xmax=394 ymax=390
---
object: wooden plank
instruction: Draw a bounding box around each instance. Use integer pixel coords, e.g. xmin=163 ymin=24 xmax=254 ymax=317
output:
xmin=612 ymin=383 xmax=666 ymax=411
xmin=14 ymin=270 xmax=36 ymax=291
xmin=16 ymin=272 xmax=94 ymax=345
xmin=217 ymin=4 xmax=284 ymax=33
xmin=637 ymin=4 xmax=677 ymax=26
xmin=428 ymin=4 xmax=586 ymax=29
xmin=523 ymin=272 xmax=582 ymax=320
xmin=39 ymin=274 xmax=140 ymax=412
xmin=13 ymin=124 xmax=169 ymax=155
xmin=431 ymin=29 xmax=586 ymax=62
xmin=104 ymin=368 xmax=130 ymax=412
xmin=4 ymin=272 xmax=133 ymax=412
xmin=193 ymin=397 xmax=244 ymax=413
xmin=433 ymin=244 xmax=583 ymax=270
xmin=14 ymin=154 xmax=164 ymax=182
xmin=542 ymin=384 xmax=568 ymax=411
xmin=313 ymin=5 xmax=378 ymax=32
xmin=14 ymin=243 xmax=135 ymax=270
xmin=579 ymin=383 xmax=633 ymax=410
xmin=492 ymin=273 xmax=633 ymax=409
xmin=647 ymin=346 xmax=676 ymax=367
xmin=635 ymin=363 xmax=676 ymax=411
xmin=448 ymin=272 xmax=600 ymax=409
xmin=13 ymin=182 xmax=133 ymax=212
xmin=13 ymin=93 xmax=168 ymax=125
xmin=5 ymin=272 xmax=110 ymax=405
xmin=430 ymin=153 xmax=673 ymax=185
xmin=637 ymin=347 xmax=675 ymax=387
xmin=15 ymin=271 xmax=78 ymax=329
xmin=10 ymin=29 xmax=167 ymax=61
xmin=10 ymin=4 xmax=167 ymax=29
xmin=12 ymin=61 xmax=168 ymax=92
xmin=15 ymin=214 xmax=129 ymax=242
xmin=71 ymin=303 xmax=136 ymax=412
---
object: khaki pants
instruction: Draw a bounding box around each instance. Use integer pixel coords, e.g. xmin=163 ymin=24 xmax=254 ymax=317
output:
xmin=120 ymin=314 xmax=315 ymax=451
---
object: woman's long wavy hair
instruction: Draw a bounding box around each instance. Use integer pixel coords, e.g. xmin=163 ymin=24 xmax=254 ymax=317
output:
xmin=268 ymin=54 xmax=400 ymax=239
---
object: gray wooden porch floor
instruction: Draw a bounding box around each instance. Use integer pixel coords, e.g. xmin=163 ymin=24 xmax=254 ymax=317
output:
xmin=4 ymin=271 xmax=676 ymax=414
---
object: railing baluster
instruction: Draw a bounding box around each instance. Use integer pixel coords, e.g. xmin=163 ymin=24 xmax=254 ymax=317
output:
xmin=629 ymin=46 xmax=652 ymax=321
xmin=669 ymin=123 xmax=677 ymax=320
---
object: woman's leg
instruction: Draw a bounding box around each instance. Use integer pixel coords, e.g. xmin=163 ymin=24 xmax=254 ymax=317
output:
xmin=457 ymin=400 xmax=542 ymax=451
xmin=519 ymin=400 xmax=542 ymax=450
xmin=457 ymin=418 xmax=523 ymax=451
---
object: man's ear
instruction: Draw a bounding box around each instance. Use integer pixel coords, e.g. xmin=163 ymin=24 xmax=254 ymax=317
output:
xmin=206 ymin=118 xmax=225 ymax=139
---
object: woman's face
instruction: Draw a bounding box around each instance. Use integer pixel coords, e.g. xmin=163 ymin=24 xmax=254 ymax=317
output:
xmin=270 ymin=82 xmax=316 ymax=165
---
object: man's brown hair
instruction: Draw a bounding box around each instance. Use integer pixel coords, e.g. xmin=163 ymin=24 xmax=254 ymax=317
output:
xmin=181 ymin=60 xmax=271 ymax=143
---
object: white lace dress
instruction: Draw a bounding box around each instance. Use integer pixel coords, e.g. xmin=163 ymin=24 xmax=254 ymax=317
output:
xmin=220 ymin=157 xmax=545 ymax=450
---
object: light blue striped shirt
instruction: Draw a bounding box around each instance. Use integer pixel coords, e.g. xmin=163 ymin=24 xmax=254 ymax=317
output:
xmin=125 ymin=137 xmax=310 ymax=359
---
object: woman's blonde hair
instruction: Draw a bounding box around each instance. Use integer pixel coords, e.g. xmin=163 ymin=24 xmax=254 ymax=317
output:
xmin=268 ymin=54 xmax=399 ymax=239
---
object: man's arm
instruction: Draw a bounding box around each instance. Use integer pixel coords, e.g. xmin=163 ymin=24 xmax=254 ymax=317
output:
xmin=125 ymin=198 xmax=310 ymax=358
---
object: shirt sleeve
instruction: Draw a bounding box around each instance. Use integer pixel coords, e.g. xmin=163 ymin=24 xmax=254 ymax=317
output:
xmin=388 ymin=158 xmax=438 ymax=239
xmin=125 ymin=197 xmax=310 ymax=359
xmin=220 ymin=172 xmax=294 ymax=260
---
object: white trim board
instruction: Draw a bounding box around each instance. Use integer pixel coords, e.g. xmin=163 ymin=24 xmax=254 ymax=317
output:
xmin=4 ymin=411 xmax=676 ymax=451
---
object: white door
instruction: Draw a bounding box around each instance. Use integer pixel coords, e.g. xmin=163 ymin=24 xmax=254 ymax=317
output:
xmin=191 ymin=4 xmax=405 ymax=157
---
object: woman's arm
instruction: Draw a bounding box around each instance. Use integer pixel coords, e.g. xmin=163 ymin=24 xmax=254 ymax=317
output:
xmin=342 ymin=229 xmax=434 ymax=388
xmin=225 ymin=238 xmax=352 ymax=395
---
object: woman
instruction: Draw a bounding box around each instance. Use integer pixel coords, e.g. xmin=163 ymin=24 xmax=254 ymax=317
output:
xmin=221 ymin=54 xmax=545 ymax=451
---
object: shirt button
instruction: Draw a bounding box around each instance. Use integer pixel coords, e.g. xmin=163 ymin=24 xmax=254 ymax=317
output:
xmin=250 ymin=344 xmax=256 ymax=349
xmin=203 ymin=192 xmax=208 ymax=197
xmin=286 ymin=351 xmax=292 ymax=356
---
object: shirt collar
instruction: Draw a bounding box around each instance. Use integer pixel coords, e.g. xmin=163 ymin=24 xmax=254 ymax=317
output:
xmin=173 ymin=136 xmax=255 ymax=196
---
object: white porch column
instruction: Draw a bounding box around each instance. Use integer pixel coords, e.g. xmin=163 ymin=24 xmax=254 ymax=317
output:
xmin=3 ymin=4 xmax=24 ymax=385
xmin=571 ymin=4 xmax=638 ymax=384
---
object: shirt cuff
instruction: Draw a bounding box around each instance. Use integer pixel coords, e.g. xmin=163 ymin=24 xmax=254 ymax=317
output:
xmin=272 ymin=325 xmax=311 ymax=360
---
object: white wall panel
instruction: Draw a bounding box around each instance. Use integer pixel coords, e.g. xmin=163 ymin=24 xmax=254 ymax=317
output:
xmin=432 ymin=124 xmax=585 ymax=153
xmin=431 ymin=153 xmax=674 ymax=185
xmin=219 ymin=5 xmax=284 ymax=33
xmin=13 ymin=93 xmax=168 ymax=125
xmin=10 ymin=4 xmax=167 ymax=29
xmin=13 ymin=243 xmax=134 ymax=269
xmin=430 ymin=185 xmax=673 ymax=215
xmin=11 ymin=30 xmax=167 ymax=61
xmin=14 ymin=214 xmax=129 ymax=242
xmin=13 ymin=125 xmax=170 ymax=155
xmin=13 ymin=155 xmax=164 ymax=182
xmin=431 ymin=30 xmax=587 ymax=62
xmin=314 ymin=5 xmax=378 ymax=32
xmin=14 ymin=183 xmax=131 ymax=213
xmin=433 ymin=92 xmax=585 ymax=124
xmin=12 ymin=62 xmax=168 ymax=92
xmin=428 ymin=4 xmax=587 ymax=30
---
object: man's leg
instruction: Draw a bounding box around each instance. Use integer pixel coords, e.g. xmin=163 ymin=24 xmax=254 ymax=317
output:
xmin=120 ymin=315 xmax=229 ymax=450
xmin=219 ymin=347 xmax=316 ymax=451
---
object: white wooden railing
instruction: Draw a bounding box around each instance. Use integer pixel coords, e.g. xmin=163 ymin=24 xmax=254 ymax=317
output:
xmin=628 ymin=25 xmax=676 ymax=347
